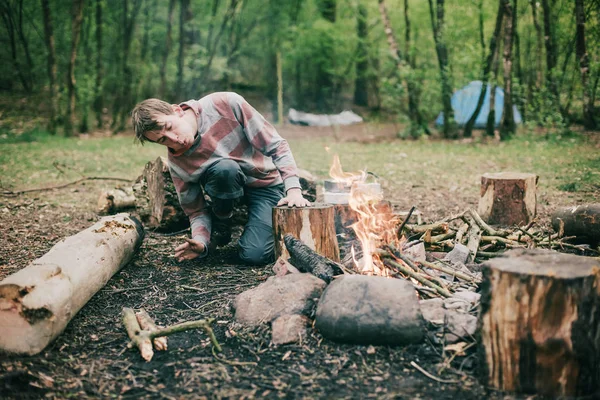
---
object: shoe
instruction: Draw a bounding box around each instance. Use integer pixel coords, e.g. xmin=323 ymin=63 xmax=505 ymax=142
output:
xmin=212 ymin=199 xmax=234 ymax=220
xmin=211 ymin=216 xmax=232 ymax=247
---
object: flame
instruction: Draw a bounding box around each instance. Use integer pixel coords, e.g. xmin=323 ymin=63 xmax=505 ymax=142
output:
xmin=329 ymin=154 xmax=366 ymax=183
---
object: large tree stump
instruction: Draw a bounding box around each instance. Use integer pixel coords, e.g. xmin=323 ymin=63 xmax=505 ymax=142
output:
xmin=273 ymin=203 xmax=340 ymax=262
xmin=0 ymin=214 xmax=144 ymax=355
xmin=551 ymin=204 xmax=600 ymax=244
xmin=477 ymin=172 xmax=538 ymax=226
xmin=132 ymin=156 xmax=188 ymax=232
xmin=480 ymin=249 xmax=600 ymax=397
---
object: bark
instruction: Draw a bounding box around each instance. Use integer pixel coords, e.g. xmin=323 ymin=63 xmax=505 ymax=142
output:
xmin=575 ymin=0 xmax=596 ymax=129
xmin=283 ymin=234 xmax=341 ymax=284
xmin=481 ymin=249 xmax=600 ymax=397
xmin=551 ymin=204 xmax=600 ymax=244
xmin=541 ymin=0 xmax=564 ymax=117
xmin=65 ymin=0 xmax=85 ymax=137
xmin=463 ymin=0 xmax=504 ymax=138
xmin=353 ymin=2 xmax=369 ymax=107
xmin=530 ymin=0 xmax=543 ymax=89
xmin=499 ymin=0 xmax=516 ymax=139
xmin=477 ymin=172 xmax=538 ymax=226
xmin=428 ymin=0 xmax=456 ymax=138
xmin=0 ymin=214 xmax=144 ymax=355
xmin=159 ymin=0 xmax=176 ymax=99
xmin=41 ymin=0 xmax=59 ymax=133
xmin=93 ymin=0 xmax=103 ymax=128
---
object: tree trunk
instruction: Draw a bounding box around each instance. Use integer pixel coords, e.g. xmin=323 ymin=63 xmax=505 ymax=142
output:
xmin=159 ymin=0 xmax=176 ymax=99
xmin=428 ymin=0 xmax=456 ymax=138
xmin=530 ymin=0 xmax=543 ymax=89
xmin=41 ymin=0 xmax=59 ymax=133
xmin=93 ymin=0 xmax=103 ymax=129
xmin=276 ymin=51 xmax=283 ymax=125
xmin=481 ymin=249 xmax=600 ymax=397
xmin=499 ymin=0 xmax=516 ymax=139
xmin=177 ymin=0 xmax=191 ymax=98
xmin=353 ymin=2 xmax=368 ymax=107
xmin=315 ymin=0 xmax=336 ymax=112
xmin=0 ymin=214 xmax=144 ymax=355
xmin=541 ymin=0 xmax=564 ymax=118
xmin=477 ymin=172 xmax=537 ymax=226
xmin=273 ymin=204 xmax=340 ymax=264
xmin=551 ymin=204 xmax=600 ymax=244
xmin=283 ymin=234 xmax=341 ymax=284
xmin=575 ymin=0 xmax=596 ymax=129
xmin=65 ymin=0 xmax=85 ymax=137
xmin=97 ymin=187 xmax=137 ymax=215
xmin=464 ymin=0 xmax=505 ymax=138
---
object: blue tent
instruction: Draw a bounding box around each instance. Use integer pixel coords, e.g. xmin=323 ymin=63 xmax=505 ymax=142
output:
xmin=435 ymin=80 xmax=522 ymax=128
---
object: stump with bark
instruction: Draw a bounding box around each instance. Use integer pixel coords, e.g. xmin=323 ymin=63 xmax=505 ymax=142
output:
xmin=0 ymin=214 xmax=144 ymax=355
xmin=551 ymin=204 xmax=600 ymax=244
xmin=477 ymin=172 xmax=538 ymax=226
xmin=273 ymin=204 xmax=340 ymax=263
xmin=480 ymin=249 xmax=600 ymax=397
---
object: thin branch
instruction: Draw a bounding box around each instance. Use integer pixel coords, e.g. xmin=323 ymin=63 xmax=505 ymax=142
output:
xmin=2 ymin=176 xmax=133 ymax=196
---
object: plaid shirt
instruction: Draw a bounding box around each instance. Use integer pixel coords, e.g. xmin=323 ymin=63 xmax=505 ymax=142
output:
xmin=168 ymin=92 xmax=301 ymax=251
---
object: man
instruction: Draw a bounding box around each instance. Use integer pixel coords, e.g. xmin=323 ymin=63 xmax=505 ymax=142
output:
xmin=131 ymin=92 xmax=310 ymax=264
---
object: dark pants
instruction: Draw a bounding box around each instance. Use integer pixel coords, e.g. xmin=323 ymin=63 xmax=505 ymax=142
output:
xmin=202 ymin=159 xmax=284 ymax=265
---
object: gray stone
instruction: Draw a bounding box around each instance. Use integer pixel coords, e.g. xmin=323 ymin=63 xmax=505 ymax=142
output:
xmin=272 ymin=256 xmax=300 ymax=277
xmin=315 ymin=275 xmax=424 ymax=345
xmin=271 ymin=314 xmax=310 ymax=345
xmin=420 ymin=298 xmax=478 ymax=343
xmin=233 ymin=273 xmax=326 ymax=327
xmin=419 ymin=298 xmax=445 ymax=322
xmin=444 ymin=243 xmax=470 ymax=265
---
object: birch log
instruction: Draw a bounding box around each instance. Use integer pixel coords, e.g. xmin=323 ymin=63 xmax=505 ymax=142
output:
xmin=0 ymin=214 xmax=144 ymax=355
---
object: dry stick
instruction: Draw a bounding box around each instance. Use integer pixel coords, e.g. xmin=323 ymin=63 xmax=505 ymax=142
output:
xmin=383 ymin=258 xmax=452 ymax=298
xmin=122 ymin=307 xmax=154 ymax=361
xmin=212 ymin=347 xmax=258 ymax=366
xmin=150 ymin=319 xmax=222 ymax=352
xmin=419 ymin=259 xmax=481 ymax=284
xmin=397 ymin=205 xmax=416 ymax=239
xmin=480 ymin=235 xmax=527 ymax=248
xmin=410 ymin=361 xmax=461 ymax=384
xmin=136 ymin=309 xmax=167 ymax=351
xmin=454 ymin=223 xmax=469 ymax=244
xmin=462 ymin=213 xmax=482 ymax=263
xmin=405 ymin=222 xmax=449 ymax=234
xmin=428 ymin=231 xmax=456 ymax=244
xmin=1 ymin=176 xmax=133 ymax=196
xmin=467 ymin=209 xmax=509 ymax=237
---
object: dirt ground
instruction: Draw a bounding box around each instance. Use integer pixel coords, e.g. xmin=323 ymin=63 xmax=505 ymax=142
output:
xmin=0 ymin=124 xmax=587 ymax=399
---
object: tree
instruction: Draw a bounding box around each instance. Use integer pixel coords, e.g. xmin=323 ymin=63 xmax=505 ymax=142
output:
xmin=315 ymin=0 xmax=336 ymax=112
xmin=353 ymin=2 xmax=368 ymax=107
xmin=499 ymin=0 xmax=516 ymax=139
xmin=93 ymin=0 xmax=103 ymax=128
xmin=541 ymin=0 xmax=564 ymax=118
xmin=177 ymin=0 xmax=191 ymax=98
xmin=159 ymin=0 xmax=176 ymax=99
xmin=575 ymin=0 xmax=596 ymax=129
xmin=65 ymin=0 xmax=85 ymax=137
xmin=41 ymin=0 xmax=58 ymax=133
xmin=0 ymin=0 xmax=33 ymax=92
xmin=428 ymin=0 xmax=457 ymax=138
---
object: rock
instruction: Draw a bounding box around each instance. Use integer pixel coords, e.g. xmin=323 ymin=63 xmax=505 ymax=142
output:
xmin=315 ymin=275 xmax=424 ymax=345
xmin=453 ymin=290 xmax=481 ymax=304
xmin=420 ymin=298 xmax=478 ymax=343
xmin=444 ymin=243 xmax=470 ymax=265
xmin=272 ymin=256 xmax=300 ymax=277
xmin=419 ymin=298 xmax=445 ymax=323
xmin=271 ymin=314 xmax=310 ymax=345
xmin=403 ymin=242 xmax=426 ymax=262
xmin=233 ymin=273 xmax=326 ymax=327
xmin=444 ymin=290 xmax=481 ymax=312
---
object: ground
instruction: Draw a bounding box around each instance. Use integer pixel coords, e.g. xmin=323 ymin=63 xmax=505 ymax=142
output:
xmin=1 ymin=122 xmax=599 ymax=399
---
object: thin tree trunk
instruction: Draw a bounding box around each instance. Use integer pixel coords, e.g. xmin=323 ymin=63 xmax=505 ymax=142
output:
xmin=94 ymin=0 xmax=103 ymax=128
xmin=499 ymin=0 xmax=516 ymax=139
xmin=15 ymin=0 xmax=34 ymax=91
xmin=159 ymin=0 xmax=176 ymax=99
xmin=177 ymin=0 xmax=191 ymax=98
xmin=530 ymin=0 xmax=543 ymax=89
xmin=428 ymin=0 xmax=456 ymax=138
xmin=65 ymin=0 xmax=85 ymax=137
xmin=404 ymin=0 xmax=426 ymax=134
xmin=464 ymin=0 xmax=504 ymax=138
xmin=1 ymin=3 xmax=31 ymax=93
xmin=575 ymin=0 xmax=596 ymax=129
xmin=541 ymin=0 xmax=564 ymax=118
xmin=315 ymin=0 xmax=336 ymax=112
xmin=41 ymin=0 xmax=58 ymax=133
xmin=353 ymin=2 xmax=368 ymax=107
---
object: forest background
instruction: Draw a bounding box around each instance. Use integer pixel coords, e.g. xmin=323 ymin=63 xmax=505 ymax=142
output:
xmin=1 ymin=0 xmax=598 ymax=140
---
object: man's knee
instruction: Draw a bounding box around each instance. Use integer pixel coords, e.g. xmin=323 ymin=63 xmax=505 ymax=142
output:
xmin=210 ymin=159 xmax=241 ymax=181
xmin=238 ymin=243 xmax=274 ymax=265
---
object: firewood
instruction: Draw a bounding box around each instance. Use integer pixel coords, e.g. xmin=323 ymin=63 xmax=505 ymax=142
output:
xmin=123 ymin=308 xmax=154 ymax=361
xmin=480 ymin=249 xmax=600 ymax=397
xmin=551 ymin=204 xmax=600 ymax=244
xmin=97 ymin=187 xmax=136 ymax=215
xmin=283 ymin=234 xmax=342 ymax=283
xmin=477 ymin=172 xmax=538 ymax=226
xmin=273 ymin=204 xmax=340 ymax=262
xmin=0 ymin=214 xmax=144 ymax=355
xmin=136 ymin=309 xmax=167 ymax=351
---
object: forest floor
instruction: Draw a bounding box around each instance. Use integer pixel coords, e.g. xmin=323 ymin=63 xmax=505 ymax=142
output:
xmin=1 ymin=121 xmax=599 ymax=399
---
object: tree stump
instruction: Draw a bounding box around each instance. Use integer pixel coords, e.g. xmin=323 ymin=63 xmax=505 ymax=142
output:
xmin=551 ymin=204 xmax=600 ymax=244
xmin=273 ymin=203 xmax=340 ymax=262
xmin=480 ymin=249 xmax=600 ymax=397
xmin=132 ymin=156 xmax=188 ymax=232
xmin=477 ymin=172 xmax=538 ymax=226
xmin=0 ymin=214 xmax=144 ymax=355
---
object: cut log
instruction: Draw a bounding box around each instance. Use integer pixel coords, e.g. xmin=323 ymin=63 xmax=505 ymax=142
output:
xmin=283 ymin=234 xmax=343 ymax=283
xmin=477 ymin=172 xmax=538 ymax=226
xmin=480 ymin=249 xmax=600 ymax=397
xmin=551 ymin=204 xmax=600 ymax=244
xmin=273 ymin=203 xmax=340 ymax=262
xmin=0 ymin=214 xmax=144 ymax=355
xmin=132 ymin=156 xmax=188 ymax=232
xmin=97 ymin=187 xmax=136 ymax=215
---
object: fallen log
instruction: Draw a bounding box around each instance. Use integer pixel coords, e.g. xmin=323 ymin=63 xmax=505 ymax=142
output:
xmin=0 ymin=214 xmax=144 ymax=355
xmin=273 ymin=204 xmax=340 ymax=262
xmin=97 ymin=187 xmax=136 ymax=215
xmin=477 ymin=172 xmax=538 ymax=226
xmin=480 ymin=249 xmax=600 ymax=397
xmin=283 ymin=234 xmax=342 ymax=283
xmin=551 ymin=204 xmax=600 ymax=244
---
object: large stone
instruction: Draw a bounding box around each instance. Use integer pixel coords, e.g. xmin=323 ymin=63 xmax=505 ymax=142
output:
xmin=271 ymin=314 xmax=310 ymax=345
xmin=233 ymin=273 xmax=326 ymax=327
xmin=420 ymin=298 xmax=478 ymax=343
xmin=315 ymin=275 xmax=424 ymax=345
xmin=444 ymin=243 xmax=470 ymax=265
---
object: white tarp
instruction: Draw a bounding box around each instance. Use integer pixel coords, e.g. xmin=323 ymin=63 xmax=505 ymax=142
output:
xmin=288 ymin=108 xmax=363 ymax=127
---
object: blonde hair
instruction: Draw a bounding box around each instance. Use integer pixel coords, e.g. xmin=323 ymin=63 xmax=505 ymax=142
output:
xmin=131 ymin=98 xmax=173 ymax=143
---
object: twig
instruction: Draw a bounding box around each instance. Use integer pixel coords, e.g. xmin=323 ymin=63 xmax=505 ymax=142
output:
xmin=2 ymin=176 xmax=133 ymax=196
xmin=467 ymin=209 xmax=509 ymax=237
xmin=383 ymin=258 xmax=452 ymax=298
xmin=480 ymin=235 xmax=527 ymax=248
xmin=405 ymin=222 xmax=449 ymax=235
xmin=419 ymin=259 xmax=481 ymax=284
xmin=397 ymin=206 xmax=416 ymax=239
xmin=150 ymin=319 xmax=222 ymax=352
xmin=212 ymin=347 xmax=258 ymax=366
xmin=410 ymin=361 xmax=460 ymax=384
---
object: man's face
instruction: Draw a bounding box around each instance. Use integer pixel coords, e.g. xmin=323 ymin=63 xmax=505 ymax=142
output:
xmin=145 ymin=108 xmax=197 ymax=155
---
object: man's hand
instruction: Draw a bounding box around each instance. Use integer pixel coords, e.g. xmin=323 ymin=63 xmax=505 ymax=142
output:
xmin=277 ymin=187 xmax=311 ymax=207
xmin=174 ymin=238 xmax=206 ymax=262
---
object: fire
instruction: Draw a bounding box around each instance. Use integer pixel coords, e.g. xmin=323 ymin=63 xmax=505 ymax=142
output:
xmin=328 ymin=154 xmax=401 ymax=275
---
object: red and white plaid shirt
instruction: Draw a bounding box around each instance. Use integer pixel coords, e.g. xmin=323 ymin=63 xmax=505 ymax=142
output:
xmin=168 ymin=92 xmax=301 ymax=249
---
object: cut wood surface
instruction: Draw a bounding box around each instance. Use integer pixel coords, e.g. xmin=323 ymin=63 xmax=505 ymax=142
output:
xmin=0 ymin=214 xmax=144 ymax=355
xmin=480 ymin=249 xmax=600 ymax=397
xmin=273 ymin=203 xmax=340 ymax=262
xmin=551 ymin=204 xmax=600 ymax=243
xmin=97 ymin=187 xmax=136 ymax=215
xmin=477 ymin=172 xmax=538 ymax=226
